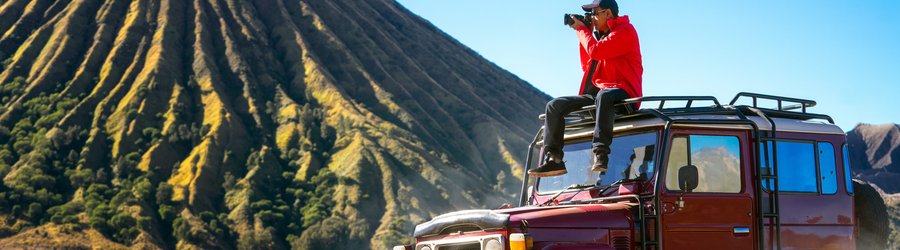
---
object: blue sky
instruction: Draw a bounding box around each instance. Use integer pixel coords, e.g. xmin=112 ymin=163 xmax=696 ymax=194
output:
xmin=396 ymin=0 xmax=900 ymax=131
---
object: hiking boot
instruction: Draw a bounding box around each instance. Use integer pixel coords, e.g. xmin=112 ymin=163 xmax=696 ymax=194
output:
xmin=529 ymin=152 xmax=567 ymax=177
xmin=591 ymin=153 xmax=609 ymax=172
xmin=529 ymin=160 xmax=568 ymax=177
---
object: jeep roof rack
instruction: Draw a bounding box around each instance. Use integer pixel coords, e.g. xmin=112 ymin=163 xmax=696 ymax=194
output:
xmin=729 ymin=92 xmax=834 ymax=124
xmin=537 ymin=96 xmax=725 ymax=130
xmin=730 ymin=92 xmax=815 ymax=112
xmin=537 ymin=92 xmax=834 ymax=127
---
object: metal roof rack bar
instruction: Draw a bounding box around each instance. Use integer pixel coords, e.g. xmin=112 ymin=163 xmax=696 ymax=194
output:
xmin=621 ymin=96 xmax=722 ymax=111
xmin=538 ymin=93 xmax=833 ymax=125
xmin=729 ymin=92 xmax=816 ymax=113
xmin=535 ymin=96 xmax=722 ymax=120
xmin=744 ymin=108 xmax=835 ymax=124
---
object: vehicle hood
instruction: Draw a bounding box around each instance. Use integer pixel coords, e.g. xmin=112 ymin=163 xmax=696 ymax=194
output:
xmin=413 ymin=203 xmax=634 ymax=238
xmin=496 ymin=203 xmax=634 ymax=229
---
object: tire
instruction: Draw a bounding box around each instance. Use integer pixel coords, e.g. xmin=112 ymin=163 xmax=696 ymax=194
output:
xmin=853 ymin=180 xmax=890 ymax=250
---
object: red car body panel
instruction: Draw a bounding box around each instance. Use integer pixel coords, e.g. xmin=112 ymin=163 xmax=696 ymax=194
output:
xmin=654 ymin=129 xmax=756 ymax=249
xmin=758 ymin=132 xmax=855 ymax=250
xmin=652 ymin=129 xmax=854 ymax=249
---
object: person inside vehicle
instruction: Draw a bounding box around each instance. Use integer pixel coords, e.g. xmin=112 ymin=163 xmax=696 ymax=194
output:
xmin=528 ymin=0 xmax=643 ymax=177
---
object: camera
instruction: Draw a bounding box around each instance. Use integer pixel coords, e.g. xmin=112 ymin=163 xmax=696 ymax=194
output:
xmin=564 ymin=13 xmax=592 ymax=27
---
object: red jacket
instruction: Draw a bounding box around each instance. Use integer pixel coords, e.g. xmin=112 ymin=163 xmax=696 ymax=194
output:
xmin=576 ymin=16 xmax=643 ymax=102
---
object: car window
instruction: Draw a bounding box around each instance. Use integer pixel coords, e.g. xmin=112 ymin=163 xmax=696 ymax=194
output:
xmin=819 ymin=142 xmax=837 ymax=194
xmin=843 ymin=144 xmax=854 ymax=194
xmin=763 ymin=141 xmax=817 ymax=193
xmin=665 ymin=135 xmax=742 ymax=193
xmin=538 ymin=132 xmax=658 ymax=193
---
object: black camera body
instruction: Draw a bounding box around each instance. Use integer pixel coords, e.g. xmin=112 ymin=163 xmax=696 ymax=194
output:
xmin=564 ymin=13 xmax=592 ymax=27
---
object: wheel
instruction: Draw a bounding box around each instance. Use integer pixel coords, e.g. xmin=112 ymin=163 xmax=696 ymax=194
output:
xmin=853 ymin=180 xmax=890 ymax=250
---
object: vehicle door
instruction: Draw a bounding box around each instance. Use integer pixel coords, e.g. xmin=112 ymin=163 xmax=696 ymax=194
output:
xmin=659 ymin=130 xmax=755 ymax=249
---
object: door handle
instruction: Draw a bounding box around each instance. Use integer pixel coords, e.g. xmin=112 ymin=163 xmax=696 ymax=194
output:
xmin=733 ymin=227 xmax=750 ymax=234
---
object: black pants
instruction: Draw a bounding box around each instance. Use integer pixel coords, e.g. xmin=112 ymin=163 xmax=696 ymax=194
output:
xmin=543 ymin=88 xmax=631 ymax=157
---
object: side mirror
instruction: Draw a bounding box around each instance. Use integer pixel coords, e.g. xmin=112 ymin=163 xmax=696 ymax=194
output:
xmin=678 ymin=165 xmax=699 ymax=192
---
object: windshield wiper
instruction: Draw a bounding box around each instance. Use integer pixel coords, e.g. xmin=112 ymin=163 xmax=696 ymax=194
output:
xmin=595 ymin=176 xmax=646 ymax=196
xmin=540 ymin=184 xmax=595 ymax=206
xmin=596 ymin=179 xmax=624 ymax=194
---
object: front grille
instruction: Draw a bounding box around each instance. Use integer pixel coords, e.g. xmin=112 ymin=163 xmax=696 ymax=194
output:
xmin=612 ymin=235 xmax=630 ymax=250
xmin=437 ymin=242 xmax=480 ymax=250
xmin=418 ymin=234 xmax=501 ymax=250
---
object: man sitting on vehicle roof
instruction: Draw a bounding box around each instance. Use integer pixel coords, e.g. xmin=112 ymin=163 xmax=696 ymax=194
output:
xmin=529 ymin=0 xmax=643 ymax=177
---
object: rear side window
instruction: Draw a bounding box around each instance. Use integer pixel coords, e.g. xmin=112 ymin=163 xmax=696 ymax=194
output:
xmin=843 ymin=145 xmax=854 ymax=194
xmin=764 ymin=141 xmax=817 ymax=193
xmin=818 ymin=142 xmax=837 ymax=194
xmin=665 ymin=135 xmax=742 ymax=193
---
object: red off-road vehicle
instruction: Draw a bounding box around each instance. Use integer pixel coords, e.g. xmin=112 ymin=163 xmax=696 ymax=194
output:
xmin=395 ymin=93 xmax=890 ymax=250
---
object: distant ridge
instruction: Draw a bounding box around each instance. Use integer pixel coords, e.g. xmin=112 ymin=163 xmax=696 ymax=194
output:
xmin=848 ymin=123 xmax=900 ymax=193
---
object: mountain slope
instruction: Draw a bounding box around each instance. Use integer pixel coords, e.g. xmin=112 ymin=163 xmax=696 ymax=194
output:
xmin=848 ymin=123 xmax=900 ymax=193
xmin=847 ymin=124 xmax=900 ymax=248
xmin=0 ymin=0 xmax=549 ymax=249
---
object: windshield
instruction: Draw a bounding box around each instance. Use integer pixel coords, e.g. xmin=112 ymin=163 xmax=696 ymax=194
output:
xmin=538 ymin=132 xmax=659 ymax=193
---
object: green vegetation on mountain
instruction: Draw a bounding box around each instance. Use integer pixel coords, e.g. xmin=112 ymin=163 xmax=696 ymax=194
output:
xmin=0 ymin=0 xmax=548 ymax=249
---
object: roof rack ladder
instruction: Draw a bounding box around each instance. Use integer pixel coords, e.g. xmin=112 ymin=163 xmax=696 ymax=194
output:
xmin=638 ymin=194 xmax=659 ymax=250
xmin=635 ymin=109 xmax=676 ymax=250
xmin=742 ymin=106 xmax=782 ymax=250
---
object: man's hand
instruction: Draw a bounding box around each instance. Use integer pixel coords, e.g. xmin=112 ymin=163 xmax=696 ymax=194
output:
xmin=569 ymin=15 xmax=586 ymax=30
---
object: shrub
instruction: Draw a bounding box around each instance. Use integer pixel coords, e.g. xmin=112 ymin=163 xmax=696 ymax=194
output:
xmin=199 ymin=211 xmax=215 ymax=223
xmin=25 ymin=203 xmax=43 ymax=220
xmin=137 ymin=84 xmax=149 ymax=98
xmin=0 ymin=126 xmax=9 ymax=143
xmin=48 ymin=202 xmax=84 ymax=224
xmin=0 ymin=149 xmax=13 ymax=165
xmin=1 ymin=58 xmax=11 ymax=69
xmin=126 ymin=108 xmax=138 ymax=120
xmin=132 ymin=177 xmax=152 ymax=200
xmin=158 ymin=205 xmax=176 ymax=222
xmin=66 ymin=168 xmax=94 ymax=189
xmin=142 ymin=127 xmax=160 ymax=140
xmin=12 ymin=140 xmax=32 ymax=156
xmin=156 ymin=183 xmax=173 ymax=205
xmin=90 ymin=216 xmax=108 ymax=233
xmin=173 ymin=217 xmax=191 ymax=241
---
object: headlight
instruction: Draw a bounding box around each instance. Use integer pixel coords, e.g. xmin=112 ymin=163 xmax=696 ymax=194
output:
xmin=509 ymin=233 xmax=533 ymax=250
xmin=418 ymin=246 xmax=432 ymax=250
xmin=483 ymin=238 xmax=502 ymax=250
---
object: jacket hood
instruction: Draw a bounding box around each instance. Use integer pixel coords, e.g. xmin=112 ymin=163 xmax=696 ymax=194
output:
xmin=607 ymin=15 xmax=630 ymax=30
